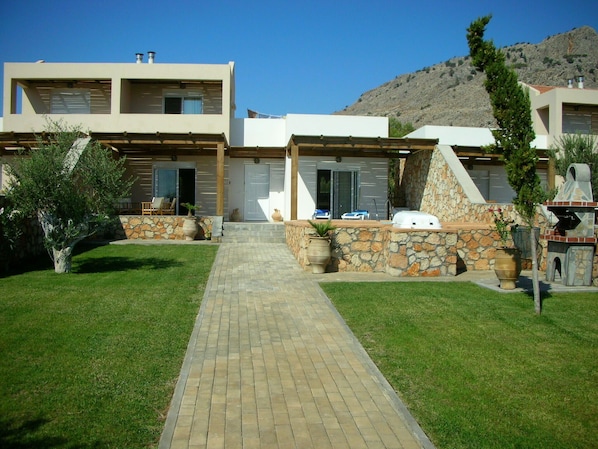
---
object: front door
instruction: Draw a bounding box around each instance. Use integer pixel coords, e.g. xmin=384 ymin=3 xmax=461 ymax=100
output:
xmin=244 ymin=164 xmax=270 ymax=221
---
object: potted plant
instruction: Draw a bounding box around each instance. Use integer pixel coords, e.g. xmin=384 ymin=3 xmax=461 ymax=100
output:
xmin=181 ymin=202 xmax=200 ymax=241
xmin=490 ymin=207 xmax=521 ymax=290
xmin=306 ymin=219 xmax=336 ymax=274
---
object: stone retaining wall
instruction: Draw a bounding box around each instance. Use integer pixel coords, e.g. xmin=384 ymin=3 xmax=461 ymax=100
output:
xmin=115 ymin=215 xmax=215 ymax=240
xmin=285 ymin=220 xmax=562 ymax=277
xmin=286 ymin=221 xmax=457 ymax=276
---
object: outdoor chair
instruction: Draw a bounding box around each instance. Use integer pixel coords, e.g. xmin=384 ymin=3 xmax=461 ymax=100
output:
xmin=161 ymin=198 xmax=177 ymax=215
xmin=141 ymin=197 xmax=165 ymax=215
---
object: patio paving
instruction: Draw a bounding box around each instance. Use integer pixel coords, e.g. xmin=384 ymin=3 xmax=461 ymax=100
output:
xmin=158 ymin=242 xmax=435 ymax=449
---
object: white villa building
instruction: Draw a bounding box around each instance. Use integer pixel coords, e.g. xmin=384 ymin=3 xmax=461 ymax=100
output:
xmin=1 ymin=58 xmax=597 ymax=223
xmin=0 ymin=57 xmax=436 ymax=221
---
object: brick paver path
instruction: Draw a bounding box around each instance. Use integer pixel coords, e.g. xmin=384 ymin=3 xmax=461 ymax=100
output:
xmin=159 ymin=243 xmax=433 ymax=449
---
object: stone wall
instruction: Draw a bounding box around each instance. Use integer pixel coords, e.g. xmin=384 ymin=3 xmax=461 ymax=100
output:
xmin=402 ymin=147 xmax=521 ymax=225
xmin=397 ymin=145 xmax=559 ymax=271
xmin=385 ymin=228 xmax=458 ymax=276
xmin=115 ymin=215 xmax=215 ymax=240
xmin=286 ymin=221 xmax=464 ymax=276
xmin=285 ymin=220 xmax=566 ymax=277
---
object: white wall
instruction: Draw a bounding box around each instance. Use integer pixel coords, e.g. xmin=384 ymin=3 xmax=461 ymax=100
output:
xmin=230 ymin=118 xmax=286 ymax=147
xmin=285 ymin=114 xmax=388 ymax=142
xmin=228 ymin=158 xmax=286 ymax=221
xmin=231 ymin=114 xmax=389 ymax=147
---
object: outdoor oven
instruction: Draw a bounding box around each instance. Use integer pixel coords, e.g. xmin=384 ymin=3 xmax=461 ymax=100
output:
xmin=543 ymin=163 xmax=597 ymax=286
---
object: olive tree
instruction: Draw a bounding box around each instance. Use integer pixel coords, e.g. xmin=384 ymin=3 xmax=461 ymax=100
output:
xmin=4 ymin=121 xmax=132 ymax=273
xmin=467 ymin=15 xmax=547 ymax=314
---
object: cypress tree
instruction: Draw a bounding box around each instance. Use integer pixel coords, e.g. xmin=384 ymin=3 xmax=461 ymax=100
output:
xmin=467 ymin=15 xmax=547 ymax=313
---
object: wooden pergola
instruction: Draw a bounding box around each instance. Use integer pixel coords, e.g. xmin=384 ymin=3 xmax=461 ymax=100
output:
xmin=2 ymin=131 xmax=553 ymax=220
xmin=0 ymin=131 xmax=230 ymax=216
xmin=285 ymin=135 xmax=438 ymax=219
xmin=0 ymin=131 xmax=438 ymax=220
xmin=451 ymin=145 xmax=555 ymax=191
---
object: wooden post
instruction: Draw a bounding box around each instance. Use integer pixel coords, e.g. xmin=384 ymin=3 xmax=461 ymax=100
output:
xmin=216 ymin=141 xmax=225 ymax=217
xmin=291 ymin=143 xmax=299 ymax=220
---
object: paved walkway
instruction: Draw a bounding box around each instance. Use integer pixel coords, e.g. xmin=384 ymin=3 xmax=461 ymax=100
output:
xmin=158 ymin=243 xmax=434 ymax=449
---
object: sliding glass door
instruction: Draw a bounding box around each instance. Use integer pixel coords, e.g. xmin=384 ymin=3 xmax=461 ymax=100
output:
xmin=153 ymin=165 xmax=195 ymax=215
xmin=316 ymin=169 xmax=359 ymax=218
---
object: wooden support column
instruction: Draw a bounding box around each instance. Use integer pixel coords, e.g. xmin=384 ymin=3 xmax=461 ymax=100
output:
xmin=291 ymin=143 xmax=299 ymax=220
xmin=216 ymin=141 xmax=225 ymax=217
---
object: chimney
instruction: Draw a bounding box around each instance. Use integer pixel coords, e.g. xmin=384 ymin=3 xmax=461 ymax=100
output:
xmin=135 ymin=53 xmax=144 ymax=64
xmin=148 ymin=51 xmax=156 ymax=64
xmin=577 ymin=75 xmax=584 ymax=89
xmin=567 ymin=78 xmax=573 ymax=88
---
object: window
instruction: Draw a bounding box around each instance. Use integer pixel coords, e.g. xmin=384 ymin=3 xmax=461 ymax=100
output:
xmin=163 ymin=91 xmax=203 ymax=114
xmin=50 ymin=89 xmax=91 ymax=114
xmin=562 ymin=113 xmax=591 ymax=134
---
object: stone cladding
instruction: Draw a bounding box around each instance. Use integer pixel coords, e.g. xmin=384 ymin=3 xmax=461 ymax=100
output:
xmin=284 ymin=220 xmax=582 ymax=277
xmin=287 ymin=221 xmax=465 ymax=276
xmin=115 ymin=215 xmax=214 ymax=240
xmin=402 ymin=147 xmax=523 ymax=225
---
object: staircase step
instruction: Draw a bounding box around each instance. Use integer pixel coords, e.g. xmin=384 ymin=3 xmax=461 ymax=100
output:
xmin=221 ymin=222 xmax=286 ymax=243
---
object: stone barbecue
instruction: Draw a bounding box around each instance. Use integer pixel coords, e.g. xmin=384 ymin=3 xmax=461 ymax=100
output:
xmin=543 ymin=163 xmax=597 ymax=286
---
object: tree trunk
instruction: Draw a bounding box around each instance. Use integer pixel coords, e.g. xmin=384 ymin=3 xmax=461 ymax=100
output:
xmin=530 ymin=229 xmax=542 ymax=314
xmin=52 ymin=246 xmax=74 ymax=273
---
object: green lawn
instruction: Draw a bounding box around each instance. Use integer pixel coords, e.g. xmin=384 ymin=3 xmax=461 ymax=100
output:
xmin=0 ymin=243 xmax=218 ymax=449
xmin=322 ymin=281 xmax=598 ymax=449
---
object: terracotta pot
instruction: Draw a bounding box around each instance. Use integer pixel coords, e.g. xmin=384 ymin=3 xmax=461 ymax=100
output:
xmin=230 ymin=208 xmax=241 ymax=222
xmin=271 ymin=209 xmax=283 ymax=222
xmin=182 ymin=217 xmax=198 ymax=241
xmin=306 ymin=236 xmax=331 ymax=274
xmin=494 ymin=247 xmax=522 ymax=290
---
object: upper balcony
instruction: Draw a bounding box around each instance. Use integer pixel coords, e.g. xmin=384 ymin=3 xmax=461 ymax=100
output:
xmin=3 ymin=61 xmax=236 ymax=138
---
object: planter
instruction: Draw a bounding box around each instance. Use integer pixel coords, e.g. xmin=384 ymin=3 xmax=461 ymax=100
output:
xmin=306 ymin=236 xmax=331 ymax=274
xmin=272 ymin=209 xmax=283 ymax=222
xmin=182 ymin=217 xmax=198 ymax=241
xmin=494 ymin=247 xmax=522 ymax=290
xmin=230 ymin=208 xmax=241 ymax=222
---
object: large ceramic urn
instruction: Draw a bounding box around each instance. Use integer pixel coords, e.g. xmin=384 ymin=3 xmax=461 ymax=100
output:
xmin=182 ymin=217 xmax=198 ymax=241
xmin=306 ymin=236 xmax=331 ymax=274
xmin=494 ymin=248 xmax=522 ymax=290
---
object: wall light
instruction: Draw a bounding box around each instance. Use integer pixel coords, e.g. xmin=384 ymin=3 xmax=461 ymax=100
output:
xmin=335 ymin=156 xmax=342 ymax=163
xmin=254 ymin=157 xmax=260 ymax=164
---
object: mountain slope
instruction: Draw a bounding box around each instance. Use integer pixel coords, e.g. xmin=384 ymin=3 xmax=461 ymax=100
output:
xmin=337 ymin=26 xmax=598 ymax=128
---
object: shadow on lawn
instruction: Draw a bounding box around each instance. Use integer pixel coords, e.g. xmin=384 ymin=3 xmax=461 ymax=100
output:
xmin=0 ymin=417 xmax=103 ymax=449
xmin=74 ymin=256 xmax=183 ymax=273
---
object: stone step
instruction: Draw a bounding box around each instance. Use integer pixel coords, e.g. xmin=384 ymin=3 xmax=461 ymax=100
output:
xmin=221 ymin=222 xmax=286 ymax=243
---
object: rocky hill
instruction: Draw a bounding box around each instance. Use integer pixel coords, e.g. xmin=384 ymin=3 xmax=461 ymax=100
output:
xmin=337 ymin=26 xmax=598 ymax=128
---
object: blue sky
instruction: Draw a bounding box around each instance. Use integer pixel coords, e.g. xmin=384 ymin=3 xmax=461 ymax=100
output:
xmin=1 ymin=0 xmax=597 ymax=118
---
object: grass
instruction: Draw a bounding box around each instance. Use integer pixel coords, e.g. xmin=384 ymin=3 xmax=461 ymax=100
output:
xmin=0 ymin=243 xmax=218 ymax=449
xmin=322 ymin=281 xmax=598 ymax=449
